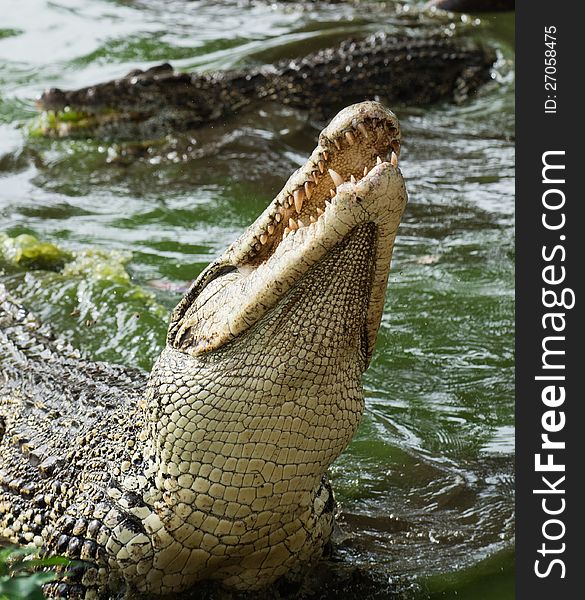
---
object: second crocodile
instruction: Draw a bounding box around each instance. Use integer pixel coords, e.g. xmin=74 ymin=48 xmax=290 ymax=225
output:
xmin=37 ymin=32 xmax=495 ymax=141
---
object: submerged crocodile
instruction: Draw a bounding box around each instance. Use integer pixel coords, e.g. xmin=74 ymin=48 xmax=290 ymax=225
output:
xmin=37 ymin=32 xmax=495 ymax=140
xmin=1 ymin=101 xmax=407 ymax=598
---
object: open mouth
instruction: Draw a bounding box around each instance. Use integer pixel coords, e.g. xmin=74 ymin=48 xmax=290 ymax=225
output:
xmin=229 ymin=102 xmax=402 ymax=266
xmin=168 ymin=101 xmax=407 ymax=361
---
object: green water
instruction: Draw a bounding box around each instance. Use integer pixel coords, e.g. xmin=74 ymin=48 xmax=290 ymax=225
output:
xmin=0 ymin=1 xmax=514 ymax=598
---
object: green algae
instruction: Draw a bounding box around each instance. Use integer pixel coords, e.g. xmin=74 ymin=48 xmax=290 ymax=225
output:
xmin=0 ymin=231 xmax=168 ymax=370
xmin=0 ymin=231 xmax=163 ymax=308
xmin=62 ymin=248 xmax=131 ymax=285
xmin=0 ymin=233 xmax=71 ymax=270
xmin=29 ymin=109 xmax=89 ymax=137
xmin=0 ymin=233 xmax=135 ymax=287
xmin=28 ymin=108 xmax=119 ymax=138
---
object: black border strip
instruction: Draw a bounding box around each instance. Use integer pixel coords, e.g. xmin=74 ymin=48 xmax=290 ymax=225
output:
xmin=516 ymin=3 xmax=582 ymax=597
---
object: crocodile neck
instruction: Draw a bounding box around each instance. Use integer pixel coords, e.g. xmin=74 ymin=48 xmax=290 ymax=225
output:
xmin=132 ymin=227 xmax=372 ymax=591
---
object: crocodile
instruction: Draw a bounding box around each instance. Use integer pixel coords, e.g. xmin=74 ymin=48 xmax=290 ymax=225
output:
xmin=1 ymin=101 xmax=407 ymax=598
xmin=36 ymin=31 xmax=495 ymax=141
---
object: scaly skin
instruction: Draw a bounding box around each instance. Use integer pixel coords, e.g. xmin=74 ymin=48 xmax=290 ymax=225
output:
xmin=1 ymin=101 xmax=407 ymax=598
xmin=36 ymin=32 xmax=495 ymax=140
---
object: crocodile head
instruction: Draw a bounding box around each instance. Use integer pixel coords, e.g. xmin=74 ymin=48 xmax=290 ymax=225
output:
xmin=35 ymin=64 xmax=221 ymax=139
xmin=167 ymin=101 xmax=406 ymax=368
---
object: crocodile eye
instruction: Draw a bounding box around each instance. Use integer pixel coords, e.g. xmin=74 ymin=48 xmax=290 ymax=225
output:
xmin=190 ymin=263 xmax=241 ymax=301
xmin=167 ymin=263 xmax=239 ymax=345
xmin=200 ymin=265 xmax=238 ymax=291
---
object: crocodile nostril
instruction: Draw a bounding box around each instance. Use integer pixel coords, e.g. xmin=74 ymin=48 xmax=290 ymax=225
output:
xmin=39 ymin=87 xmax=67 ymax=108
xmin=46 ymin=87 xmax=65 ymax=98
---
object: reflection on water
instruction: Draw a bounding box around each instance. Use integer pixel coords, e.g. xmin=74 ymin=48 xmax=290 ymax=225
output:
xmin=0 ymin=1 xmax=514 ymax=597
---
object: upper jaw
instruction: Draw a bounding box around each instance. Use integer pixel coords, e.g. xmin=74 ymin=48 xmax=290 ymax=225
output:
xmin=226 ymin=101 xmax=401 ymax=266
xmin=168 ymin=101 xmax=407 ymax=362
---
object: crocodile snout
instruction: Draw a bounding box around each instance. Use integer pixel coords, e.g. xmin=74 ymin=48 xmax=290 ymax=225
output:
xmin=37 ymin=87 xmax=67 ymax=110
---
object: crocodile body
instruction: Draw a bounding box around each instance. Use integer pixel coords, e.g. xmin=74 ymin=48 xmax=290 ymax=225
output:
xmin=37 ymin=32 xmax=495 ymax=140
xmin=1 ymin=102 xmax=407 ymax=598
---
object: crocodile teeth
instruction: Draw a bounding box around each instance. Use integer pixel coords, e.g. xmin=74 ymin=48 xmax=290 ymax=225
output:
xmin=357 ymin=123 xmax=369 ymax=138
xmin=297 ymin=219 xmax=305 ymax=228
xmin=260 ymin=234 xmax=268 ymax=245
xmin=288 ymin=218 xmax=298 ymax=231
xmin=316 ymin=208 xmax=324 ymax=216
xmin=275 ymin=213 xmax=282 ymax=223
xmin=267 ymin=224 xmax=275 ymax=234
xmin=391 ymin=151 xmax=398 ymax=166
xmin=283 ymin=227 xmax=290 ymax=237
xmin=350 ymin=175 xmax=357 ymax=184
xmin=329 ymin=189 xmax=336 ymax=198
xmin=322 ymin=151 xmax=329 ymax=161
xmin=376 ymin=155 xmax=383 ymax=165
xmin=363 ymin=166 xmax=369 ymax=176
xmin=333 ymin=139 xmax=341 ymax=151
xmin=318 ymin=160 xmax=325 ymax=174
xmin=328 ymin=169 xmax=344 ymax=187
xmin=293 ymin=189 xmax=305 ymax=213
xmin=345 ymin=131 xmax=356 ymax=145
xmin=255 ymin=243 xmax=261 ymax=251
xmin=310 ymin=215 xmax=317 ymax=223
xmin=304 ymin=181 xmax=313 ymax=200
